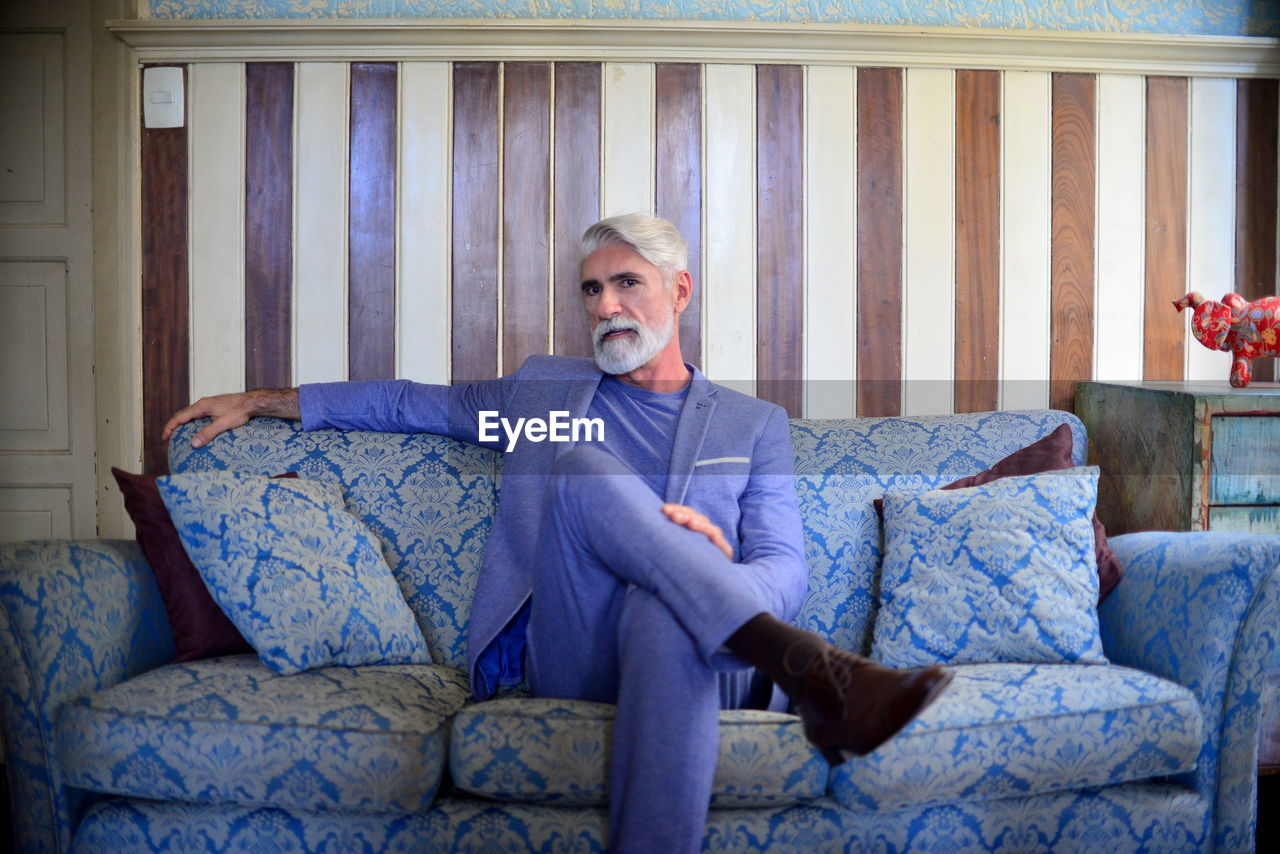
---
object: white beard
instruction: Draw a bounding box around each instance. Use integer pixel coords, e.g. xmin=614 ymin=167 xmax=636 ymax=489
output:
xmin=592 ymin=310 xmax=675 ymax=375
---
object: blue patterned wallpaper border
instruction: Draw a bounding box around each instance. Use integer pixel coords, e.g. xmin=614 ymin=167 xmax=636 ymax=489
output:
xmin=140 ymin=1 xmax=1280 ymax=38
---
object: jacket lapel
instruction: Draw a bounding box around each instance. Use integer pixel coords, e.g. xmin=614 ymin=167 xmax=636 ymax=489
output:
xmin=665 ymin=368 xmax=718 ymax=504
xmin=554 ymin=363 xmax=605 ymax=461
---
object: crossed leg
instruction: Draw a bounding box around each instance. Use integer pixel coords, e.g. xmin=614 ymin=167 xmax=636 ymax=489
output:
xmin=526 ymin=445 xmax=767 ymax=853
xmin=525 ymin=445 xmax=953 ymax=852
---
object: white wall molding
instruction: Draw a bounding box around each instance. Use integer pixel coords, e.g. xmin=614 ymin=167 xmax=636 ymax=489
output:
xmin=108 ymin=17 xmax=1280 ymax=77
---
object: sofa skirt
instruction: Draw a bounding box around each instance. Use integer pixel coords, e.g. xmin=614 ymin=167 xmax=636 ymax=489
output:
xmin=71 ymin=782 xmax=1208 ymax=853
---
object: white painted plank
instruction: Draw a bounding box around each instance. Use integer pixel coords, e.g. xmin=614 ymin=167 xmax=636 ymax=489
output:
xmin=902 ymin=67 xmax=955 ymax=416
xmin=398 ymin=62 xmax=451 ymax=385
xmin=804 ymin=65 xmax=856 ymax=419
xmin=293 ymin=62 xmax=349 ymax=385
xmin=1186 ymin=77 xmax=1237 ymax=382
xmin=601 ymin=62 xmax=654 ymax=218
xmin=1000 ymin=70 xmax=1052 ymax=410
xmin=188 ymin=63 xmax=245 ymax=400
xmin=703 ymin=64 xmax=755 ymax=396
xmin=1094 ymin=74 xmax=1146 ymax=383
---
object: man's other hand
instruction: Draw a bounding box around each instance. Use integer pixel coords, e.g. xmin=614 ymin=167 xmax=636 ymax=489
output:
xmin=660 ymin=504 xmax=732 ymax=560
xmin=162 ymin=388 xmax=301 ymax=449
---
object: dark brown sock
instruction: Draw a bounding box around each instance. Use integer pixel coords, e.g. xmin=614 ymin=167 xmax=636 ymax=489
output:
xmin=725 ymin=613 xmax=827 ymax=697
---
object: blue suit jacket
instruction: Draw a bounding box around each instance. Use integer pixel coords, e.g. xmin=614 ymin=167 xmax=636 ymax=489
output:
xmin=300 ymin=355 xmax=808 ymax=699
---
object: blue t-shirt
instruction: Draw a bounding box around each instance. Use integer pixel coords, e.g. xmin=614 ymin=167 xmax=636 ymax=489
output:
xmin=585 ymin=375 xmax=689 ymax=498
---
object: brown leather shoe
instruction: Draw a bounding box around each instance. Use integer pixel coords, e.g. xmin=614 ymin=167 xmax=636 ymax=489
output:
xmin=784 ymin=643 xmax=953 ymax=766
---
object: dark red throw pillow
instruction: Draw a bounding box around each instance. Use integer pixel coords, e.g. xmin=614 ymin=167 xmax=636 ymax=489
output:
xmin=874 ymin=424 xmax=1122 ymax=602
xmin=112 ymin=468 xmax=296 ymax=662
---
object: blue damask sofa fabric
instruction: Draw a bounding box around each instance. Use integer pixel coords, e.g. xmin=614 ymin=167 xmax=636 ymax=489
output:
xmin=1 ymin=411 xmax=1277 ymax=853
xmin=157 ymin=472 xmax=434 ymax=674
xmin=167 ymin=422 xmax=497 ymax=671
xmin=828 ymin=662 xmax=1201 ymax=811
xmin=875 ymin=468 xmax=1108 ymax=667
xmin=449 ymin=698 xmax=829 ymax=808
xmin=57 ymin=656 xmax=470 ymax=813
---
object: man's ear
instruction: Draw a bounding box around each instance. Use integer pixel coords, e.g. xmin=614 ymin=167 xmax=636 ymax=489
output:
xmin=673 ymin=270 xmax=693 ymax=314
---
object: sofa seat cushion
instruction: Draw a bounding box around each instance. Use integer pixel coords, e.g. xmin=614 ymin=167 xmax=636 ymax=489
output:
xmin=56 ymin=655 xmax=471 ymax=814
xmin=449 ymin=697 xmax=828 ymax=808
xmin=831 ymin=662 xmax=1203 ymax=812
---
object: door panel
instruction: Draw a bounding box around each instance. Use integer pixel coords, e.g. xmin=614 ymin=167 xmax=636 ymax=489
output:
xmin=0 ymin=33 xmax=64 ymax=225
xmin=0 ymin=261 xmax=68 ymax=448
xmin=0 ymin=0 xmax=95 ymax=544
xmin=0 ymin=488 xmax=72 ymax=541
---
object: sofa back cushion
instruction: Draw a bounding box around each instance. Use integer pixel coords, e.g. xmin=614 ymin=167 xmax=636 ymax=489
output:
xmin=788 ymin=410 xmax=1084 ymax=654
xmin=169 ymin=419 xmax=497 ymax=670
xmin=170 ymin=409 xmax=1083 ymax=667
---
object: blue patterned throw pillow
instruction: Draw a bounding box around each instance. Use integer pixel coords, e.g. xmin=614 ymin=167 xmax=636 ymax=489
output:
xmin=158 ymin=471 xmax=431 ymax=675
xmin=873 ymin=467 xmax=1107 ymax=668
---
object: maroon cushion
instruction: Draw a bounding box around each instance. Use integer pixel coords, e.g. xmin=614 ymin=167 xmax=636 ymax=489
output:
xmin=874 ymin=424 xmax=1122 ymax=602
xmin=112 ymin=468 xmax=296 ymax=662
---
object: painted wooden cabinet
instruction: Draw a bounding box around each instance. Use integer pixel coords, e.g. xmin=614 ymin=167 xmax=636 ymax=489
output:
xmin=1076 ymin=380 xmax=1280 ymax=774
xmin=1075 ymin=381 xmax=1280 ymax=537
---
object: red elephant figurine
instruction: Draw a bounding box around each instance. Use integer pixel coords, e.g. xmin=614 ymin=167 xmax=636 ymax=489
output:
xmin=1173 ymin=291 xmax=1280 ymax=387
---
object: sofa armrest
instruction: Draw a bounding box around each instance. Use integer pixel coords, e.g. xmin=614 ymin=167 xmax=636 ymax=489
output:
xmin=0 ymin=540 xmax=175 ymax=854
xmin=1099 ymin=531 xmax=1280 ymax=854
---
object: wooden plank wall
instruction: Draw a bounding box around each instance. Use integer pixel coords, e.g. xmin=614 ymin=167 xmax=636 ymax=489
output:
xmin=954 ymin=69 xmax=1000 ymax=414
xmin=656 ymin=64 xmax=703 ymax=368
xmin=855 ymin=67 xmax=903 ymax=418
xmin=1237 ymin=79 xmax=1280 ymax=383
xmin=140 ymin=64 xmax=189 ymax=475
xmin=451 ymin=62 xmax=500 ymax=383
xmin=347 ymin=62 xmax=398 ymax=381
xmin=501 ymin=62 xmax=551 ymax=374
xmin=243 ymin=62 xmax=293 ymax=391
xmin=139 ymin=60 xmax=1279 ymax=471
xmin=756 ymin=65 xmax=804 ymax=417
xmin=1144 ymin=77 xmax=1189 ymax=382
xmin=1049 ymin=73 xmax=1096 ymax=413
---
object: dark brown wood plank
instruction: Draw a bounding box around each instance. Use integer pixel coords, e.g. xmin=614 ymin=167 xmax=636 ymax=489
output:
xmin=1144 ymin=76 xmax=1188 ymax=382
xmin=756 ymin=64 xmax=804 ymax=417
xmin=1050 ymin=73 xmax=1096 ymax=412
xmin=856 ymin=67 xmax=904 ymax=417
xmin=552 ymin=62 xmax=601 ymax=359
xmin=1237 ymin=78 xmax=1278 ymax=383
xmin=348 ymin=62 xmax=398 ymax=381
xmin=656 ymin=63 xmax=703 ymax=368
xmin=453 ymin=62 xmax=501 ymax=381
xmin=244 ymin=62 xmax=294 ymax=391
xmin=502 ymin=62 xmax=552 ymax=372
xmin=954 ymin=69 xmax=1001 ymax=413
xmin=141 ymin=64 xmax=189 ymax=475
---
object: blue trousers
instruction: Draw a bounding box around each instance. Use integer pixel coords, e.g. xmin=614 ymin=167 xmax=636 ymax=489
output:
xmin=526 ymin=446 xmax=775 ymax=854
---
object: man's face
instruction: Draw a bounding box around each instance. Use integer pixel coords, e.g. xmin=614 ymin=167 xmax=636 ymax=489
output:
xmin=580 ymin=243 xmax=678 ymax=375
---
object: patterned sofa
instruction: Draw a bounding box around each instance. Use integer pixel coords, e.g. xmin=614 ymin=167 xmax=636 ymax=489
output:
xmin=1 ymin=410 xmax=1277 ymax=853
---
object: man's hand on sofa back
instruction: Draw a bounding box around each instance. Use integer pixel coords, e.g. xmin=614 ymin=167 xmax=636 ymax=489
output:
xmin=163 ymin=387 xmax=301 ymax=448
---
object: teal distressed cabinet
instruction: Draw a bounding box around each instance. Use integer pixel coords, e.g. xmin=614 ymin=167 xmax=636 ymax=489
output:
xmin=1077 ymin=381 xmax=1280 ymax=775
xmin=1075 ymin=381 xmax=1280 ymax=537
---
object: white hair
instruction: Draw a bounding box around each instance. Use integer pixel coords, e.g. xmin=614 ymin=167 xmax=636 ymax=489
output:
xmin=579 ymin=213 xmax=689 ymax=287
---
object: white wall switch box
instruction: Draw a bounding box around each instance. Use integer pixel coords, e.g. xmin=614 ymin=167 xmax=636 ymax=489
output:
xmin=143 ymin=66 xmax=184 ymax=128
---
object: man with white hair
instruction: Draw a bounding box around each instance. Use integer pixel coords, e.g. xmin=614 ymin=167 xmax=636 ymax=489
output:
xmin=165 ymin=213 xmax=951 ymax=853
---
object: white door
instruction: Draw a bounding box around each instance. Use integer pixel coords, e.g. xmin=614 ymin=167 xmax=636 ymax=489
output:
xmin=0 ymin=0 xmax=96 ymax=542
